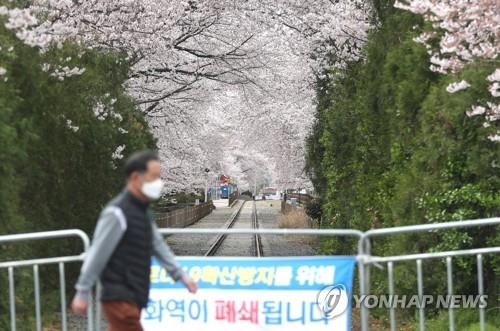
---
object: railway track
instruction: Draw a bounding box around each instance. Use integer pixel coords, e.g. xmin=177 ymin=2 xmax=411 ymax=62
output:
xmin=252 ymin=201 xmax=263 ymax=257
xmin=204 ymin=200 xmax=263 ymax=257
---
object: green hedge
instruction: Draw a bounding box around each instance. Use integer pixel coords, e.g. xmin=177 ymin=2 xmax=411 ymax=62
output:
xmin=0 ymin=19 xmax=155 ymax=329
xmin=306 ymin=0 xmax=499 ymax=325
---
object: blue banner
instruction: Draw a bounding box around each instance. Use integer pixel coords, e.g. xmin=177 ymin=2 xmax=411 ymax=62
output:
xmin=142 ymin=256 xmax=356 ymax=330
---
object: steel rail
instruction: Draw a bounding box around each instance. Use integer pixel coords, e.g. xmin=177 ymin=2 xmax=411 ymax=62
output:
xmin=204 ymin=200 xmax=246 ymax=256
xmin=252 ymin=201 xmax=263 ymax=257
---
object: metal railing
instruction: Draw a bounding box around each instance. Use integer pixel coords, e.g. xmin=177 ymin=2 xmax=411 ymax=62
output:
xmin=285 ymin=193 xmax=314 ymax=204
xmin=0 ymin=229 xmax=93 ymax=331
xmin=1 ymin=217 xmax=499 ymax=330
xmin=358 ymin=217 xmax=500 ymax=331
xmin=155 ymin=201 xmax=213 ymax=228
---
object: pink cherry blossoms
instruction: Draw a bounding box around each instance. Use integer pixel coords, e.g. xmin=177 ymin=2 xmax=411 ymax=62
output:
xmin=395 ymin=0 xmax=499 ymax=142
xmin=2 ymin=1 xmax=373 ymax=190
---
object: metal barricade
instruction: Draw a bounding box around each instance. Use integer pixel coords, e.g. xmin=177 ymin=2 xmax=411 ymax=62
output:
xmin=0 ymin=229 xmax=94 ymax=331
xmin=358 ymin=217 xmax=500 ymax=331
xmin=155 ymin=227 xmax=365 ymax=328
xmin=1 ymin=217 xmax=499 ymax=331
xmin=1 ymin=228 xmax=363 ymax=330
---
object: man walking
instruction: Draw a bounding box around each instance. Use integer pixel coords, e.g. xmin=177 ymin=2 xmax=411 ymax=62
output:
xmin=71 ymin=150 xmax=198 ymax=330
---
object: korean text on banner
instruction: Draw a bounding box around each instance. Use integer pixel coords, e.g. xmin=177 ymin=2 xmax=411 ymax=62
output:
xmin=142 ymin=256 xmax=356 ymax=330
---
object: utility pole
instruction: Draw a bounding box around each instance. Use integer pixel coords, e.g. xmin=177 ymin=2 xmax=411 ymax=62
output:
xmin=204 ymin=168 xmax=210 ymax=202
xmin=205 ymin=179 xmax=208 ymax=202
xmin=215 ymin=174 xmax=219 ymax=200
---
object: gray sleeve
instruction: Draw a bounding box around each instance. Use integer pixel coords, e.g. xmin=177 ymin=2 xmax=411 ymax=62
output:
xmin=74 ymin=206 xmax=126 ymax=297
xmin=151 ymin=222 xmax=185 ymax=281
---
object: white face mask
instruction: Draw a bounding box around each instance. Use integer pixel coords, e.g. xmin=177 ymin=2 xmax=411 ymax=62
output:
xmin=140 ymin=178 xmax=164 ymax=200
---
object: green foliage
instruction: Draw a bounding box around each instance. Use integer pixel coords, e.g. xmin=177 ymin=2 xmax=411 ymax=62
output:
xmin=304 ymin=197 xmax=323 ymax=221
xmin=0 ymin=23 xmax=155 ymax=329
xmin=305 ymin=1 xmax=500 ymax=326
xmin=420 ymin=308 xmax=500 ymax=331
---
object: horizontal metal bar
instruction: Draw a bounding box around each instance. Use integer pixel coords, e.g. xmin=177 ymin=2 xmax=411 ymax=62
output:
xmin=158 ymin=227 xmax=363 ymax=237
xmin=365 ymin=217 xmax=500 ymax=238
xmin=366 ymin=247 xmax=500 ymax=264
xmin=0 ymin=229 xmax=90 ymax=251
xmin=0 ymin=254 xmax=85 ymax=269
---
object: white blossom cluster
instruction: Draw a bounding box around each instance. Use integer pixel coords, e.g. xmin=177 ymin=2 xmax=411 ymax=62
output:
xmin=92 ymin=97 xmax=121 ymax=122
xmin=111 ymin=144 xmax=126 ymax=160
xmin=49 ymin=66 xmax=86 ymax=81
xmin=446 ymin=80 xmax=470 ymax=93
xmin=0 ymin=3 xmax=80 ymax=80
xmin=3 ymin=1 xmax=373 ymax=190
xmin=487 ymin=69 xmax=500 ymax=98
xmin=395 ymin=0 xmax=499 ymax=74
xmin=395 ymin=0 xmax=499 ymax=142
xmin=65 ymin=119 xmax=79 ymax=133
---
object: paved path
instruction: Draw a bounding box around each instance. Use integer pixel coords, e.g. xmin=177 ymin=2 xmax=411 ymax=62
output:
xmin=165 ymin=199 xmax=240 ymax=255
xmin=166 ymin=199 xmax=317 ymax=257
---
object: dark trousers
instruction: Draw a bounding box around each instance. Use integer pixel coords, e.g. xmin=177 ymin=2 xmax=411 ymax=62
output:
xmin=102 ymin=300 xmax=143 ymax=331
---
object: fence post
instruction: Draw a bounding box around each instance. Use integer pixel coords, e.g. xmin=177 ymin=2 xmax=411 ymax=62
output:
xmin=358 ymin=235 xmax=370 ymax=331
xmin=446 ymin=257 xmax=455 ymax=331
xmin=59 ymin=262 xmax=68 ymax=331
xmin=477 ymin=254 xmax=485 ymax=331
xmin=9 ymin=266 xmax=16 ymax=331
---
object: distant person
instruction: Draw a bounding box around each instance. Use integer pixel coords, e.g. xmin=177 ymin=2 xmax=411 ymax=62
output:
xmin=71 ymin=150 xmax=197 ymax=331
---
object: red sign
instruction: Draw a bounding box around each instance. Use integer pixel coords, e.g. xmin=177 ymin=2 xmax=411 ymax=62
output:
xmin=219 ymin=175 xmax=230 ymax=184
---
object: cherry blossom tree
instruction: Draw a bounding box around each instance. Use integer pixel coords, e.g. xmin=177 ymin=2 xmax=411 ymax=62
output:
xmin=395 ymin=0 xmax=499 ymax=141
xmin=3 ymin=0 xmax=373 ymax=191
